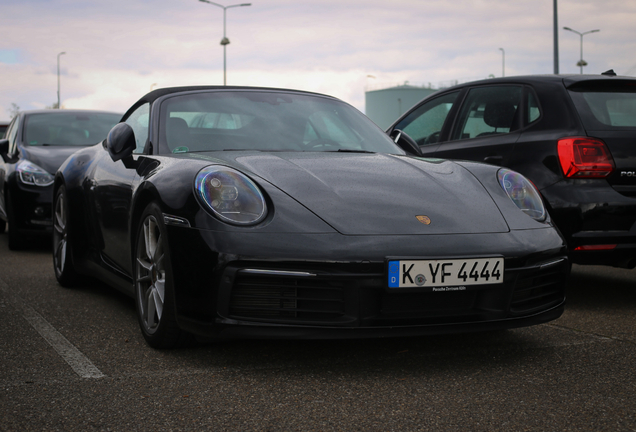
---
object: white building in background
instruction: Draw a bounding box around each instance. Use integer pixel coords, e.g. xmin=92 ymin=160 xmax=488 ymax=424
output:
xmin=365 ymin=84 xmax=437 ymax=130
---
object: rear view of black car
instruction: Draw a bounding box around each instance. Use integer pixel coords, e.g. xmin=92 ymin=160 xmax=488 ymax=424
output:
xmin=0 ymin=110 xmax=121 ymax=249
xmin=388 ymin=72 xmax=636 ymax=268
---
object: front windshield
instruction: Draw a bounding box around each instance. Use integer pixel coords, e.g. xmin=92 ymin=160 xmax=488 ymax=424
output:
xmin=24 ymin=112 xmax=121 ymax=146
xmin=159 ymin=91 xmax=403 ymax=154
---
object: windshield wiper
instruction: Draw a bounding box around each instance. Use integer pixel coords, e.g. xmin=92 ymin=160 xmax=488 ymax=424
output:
xmin=333 ymin=149 xmax=376 ymax=154
xmin=222 ymin=149 xmax=260 ymax=151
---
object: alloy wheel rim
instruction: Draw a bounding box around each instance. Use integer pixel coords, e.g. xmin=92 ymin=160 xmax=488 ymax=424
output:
xmin=53 ymin=192 xmax=67 ymax=274
xmin=136 ymin=215 xmax=166 ymax=334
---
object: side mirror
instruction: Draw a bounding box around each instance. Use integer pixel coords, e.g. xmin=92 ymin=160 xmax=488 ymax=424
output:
xmin=106 ymin=123 xmax=136 ymax=162
xmin=389 ymin=129 xmax=423 ymax=157
xmin=0 ymin=139 xmax=9 ymax=162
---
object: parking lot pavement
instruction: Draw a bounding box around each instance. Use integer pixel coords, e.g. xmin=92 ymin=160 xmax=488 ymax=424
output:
xmin=0 ymin=235 xmax=635 ymax=431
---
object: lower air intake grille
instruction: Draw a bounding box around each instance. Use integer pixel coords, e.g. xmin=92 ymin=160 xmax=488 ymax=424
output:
xmin=509 ymin=260 xmax=568 ymax=314
xmin=229 ymin=274 xmax=347 ymax=321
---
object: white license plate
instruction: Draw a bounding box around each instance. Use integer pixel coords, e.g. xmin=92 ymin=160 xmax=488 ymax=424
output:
xmin=387 ymin=257 xmax=504 ymax=289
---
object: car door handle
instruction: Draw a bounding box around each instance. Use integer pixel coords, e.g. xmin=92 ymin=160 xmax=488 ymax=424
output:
xmin=484 ymin=155 xmax=503 ymax=165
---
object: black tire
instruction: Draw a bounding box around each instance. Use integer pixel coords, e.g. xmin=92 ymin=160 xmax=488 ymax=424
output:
xmin=53 ymin=186 xmax=81 ymax=287
xmin=0 ymin=216 xmax=6 ymax=234
xmin=6 ymin=190 xmax=25 ymax=250
xmin=134 ymin=203 xmax=191 ymax=349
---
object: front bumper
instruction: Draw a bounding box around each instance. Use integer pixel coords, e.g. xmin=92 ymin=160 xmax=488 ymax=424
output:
xmin=166 ymin=226 xmax=569 ymax=340
xmin=8 ymin=180 xmax=54 ymax=234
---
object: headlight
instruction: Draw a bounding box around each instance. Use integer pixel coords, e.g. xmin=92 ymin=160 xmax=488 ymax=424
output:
xmin=195 ymin=165 xmax=267 ymax=225
xmin=17 ymin=160 xmax=55 ymax=187
xmin=497 ymin=168 xmax=546 ymax=222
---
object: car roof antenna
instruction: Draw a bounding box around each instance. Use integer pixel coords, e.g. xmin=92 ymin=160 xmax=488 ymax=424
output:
xmin=601 ymin=69 xmax=617 ymax=76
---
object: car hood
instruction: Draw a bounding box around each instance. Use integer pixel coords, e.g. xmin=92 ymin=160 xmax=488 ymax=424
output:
xmin=20 ymin=145 xmax=86 ymax=175
xmin=211 ymin=152 xmax=510 ymax=236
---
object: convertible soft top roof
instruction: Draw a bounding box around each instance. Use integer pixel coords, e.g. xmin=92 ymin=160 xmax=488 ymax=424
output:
xmin=123 ymin=86 xmax=333 ymax=120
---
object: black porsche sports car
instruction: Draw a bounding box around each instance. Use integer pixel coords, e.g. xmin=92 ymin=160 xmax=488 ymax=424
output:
xmin=387 ymin=72 xmax=636 ymax=268
xmin=53 ymin=86 xmax=569 ymax=348
xmin=0 ymin=109 xmax=121 ymax=249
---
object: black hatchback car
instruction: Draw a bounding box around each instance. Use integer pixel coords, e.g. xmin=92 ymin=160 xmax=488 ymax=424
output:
xmin=0 ymin=109 xmax=121 ymax=249
xmin=388 ymin=72 xmax=636 ymax=268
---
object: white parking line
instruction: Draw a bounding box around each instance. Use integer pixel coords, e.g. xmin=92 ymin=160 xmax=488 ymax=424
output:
xmin=0 ymin=279 xmax=105 ymax=379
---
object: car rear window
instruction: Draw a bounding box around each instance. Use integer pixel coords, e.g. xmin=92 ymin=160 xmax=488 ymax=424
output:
xmin=568 ymin=81 xmax=636 ymax=129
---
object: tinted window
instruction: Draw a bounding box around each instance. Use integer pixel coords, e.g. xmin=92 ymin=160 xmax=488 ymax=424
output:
xmin=574 ymin=91 xmax=636 ymax=128
xmin=568 ymin=81 xmax=636 ymax=130
xmin=24 ymin=112 xmax=121 ymax=146
xmin=451 ymin=86 xmax=522 ymax=140
xmin=159 ymin=91 xmax=402 ymax=155
xmin=392 ymin=91 xmax=459 ymax=146
xmin=124 ymin=103 xmax=150 ymax=153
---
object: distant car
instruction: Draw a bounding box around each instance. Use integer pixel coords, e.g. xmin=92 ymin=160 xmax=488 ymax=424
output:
xmin=0 ymin=109 xmax=121 ymax=249
xmin=388 ymin=71 xmax=636 ymax=268
xmin=53 ymin=86 xmax=568 ymax=348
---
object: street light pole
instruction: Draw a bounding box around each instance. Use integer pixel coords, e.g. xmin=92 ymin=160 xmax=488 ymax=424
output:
xmin=553 ymin=0 xmax=559 ymax=74
xmin=563 ymin=27 xmax=600 ymax=74
xmin=499 ymin=48 xmax=505 ymax=77
xmin=199 ymin=0 xmax=251 ymax=85
xmin=57 ymin=51 xmax=66 ymax=109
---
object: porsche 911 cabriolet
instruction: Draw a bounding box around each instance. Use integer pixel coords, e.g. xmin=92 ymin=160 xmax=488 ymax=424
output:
xmin=53 ymin=86 xmax=569 ymax=348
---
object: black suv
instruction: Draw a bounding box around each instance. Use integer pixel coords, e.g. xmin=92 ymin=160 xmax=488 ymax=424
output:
xmin=388 ymin=72 xmax=636 ymax=268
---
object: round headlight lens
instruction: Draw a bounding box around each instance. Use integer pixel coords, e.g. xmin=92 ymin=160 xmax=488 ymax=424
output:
xmin=195 ymin=166 xmax=267 ymax=225
xmin=497 ymin=168 xmax=546 ymax=222
xmin=17 ymin=160 xmax=55 ymax=186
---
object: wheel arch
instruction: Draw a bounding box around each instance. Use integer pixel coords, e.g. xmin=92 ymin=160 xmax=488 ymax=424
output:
xmin=129 ymin=182 xmax=163 ymax=259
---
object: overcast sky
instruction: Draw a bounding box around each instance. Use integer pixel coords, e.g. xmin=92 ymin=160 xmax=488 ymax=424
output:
xmin=1 ymin=0 xmax=635 ymax=121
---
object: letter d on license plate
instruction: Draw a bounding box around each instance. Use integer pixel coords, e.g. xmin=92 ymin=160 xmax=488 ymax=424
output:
xmin=387 ymin=257 xmax=504 ymax=289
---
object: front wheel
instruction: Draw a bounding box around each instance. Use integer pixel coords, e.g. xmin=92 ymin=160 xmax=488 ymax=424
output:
xmin=134 ymin=203 xmax=191 ymax=348
xmin=53 ymin=186 xmax=81 ymax=286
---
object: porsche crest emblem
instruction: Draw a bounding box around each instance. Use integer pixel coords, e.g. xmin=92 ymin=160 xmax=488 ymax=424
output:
xmin=416 ymin=215 xmax=431 ymax=225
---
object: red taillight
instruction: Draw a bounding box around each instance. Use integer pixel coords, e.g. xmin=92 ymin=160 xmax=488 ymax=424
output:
xmin=557 ymin=137 xmax=615 ymax=178
xmin=574 ymin=244 xmax=617 ymax=251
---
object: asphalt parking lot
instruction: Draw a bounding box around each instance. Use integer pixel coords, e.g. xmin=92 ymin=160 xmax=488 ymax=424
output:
xmin=0 ymin=235 xmax=634 ymax=431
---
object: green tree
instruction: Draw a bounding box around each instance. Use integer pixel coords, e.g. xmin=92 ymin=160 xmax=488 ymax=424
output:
xmin=8 ymin=103 xmax=20 ymax=118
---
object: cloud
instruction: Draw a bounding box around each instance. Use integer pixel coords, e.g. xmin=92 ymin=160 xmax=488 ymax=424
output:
xmin=1 ymin=0 xmax=635 ymax=120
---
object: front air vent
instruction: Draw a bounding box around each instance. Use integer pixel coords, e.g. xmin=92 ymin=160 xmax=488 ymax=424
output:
xmin=509 ymin=260 xmax=568 ymax=314
xmin=229 ymin=273 xmax=347 ymax=321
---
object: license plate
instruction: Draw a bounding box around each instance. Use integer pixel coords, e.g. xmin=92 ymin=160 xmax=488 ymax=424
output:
xmin=387 ymin=257 xmax=504 ymax=290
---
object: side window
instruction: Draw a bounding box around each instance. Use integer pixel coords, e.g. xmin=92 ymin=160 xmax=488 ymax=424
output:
xmin=451 ymin=86 xmax=522 ymax=140
xmin=393 ymin=92 xmax=459 ymax=146
xmin=124 ymin=103 xmax=150 ymax=154
xmin=528 ymin=90 xmax=541 ymax=124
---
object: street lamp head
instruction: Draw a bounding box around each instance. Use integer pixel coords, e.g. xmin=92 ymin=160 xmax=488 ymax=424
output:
xmin=562 ymin=26 xmax=600 ymax=74
xmin=198 ymin=0 xmax=251 ymax=85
